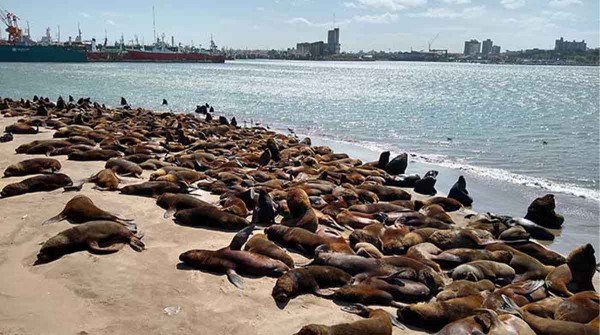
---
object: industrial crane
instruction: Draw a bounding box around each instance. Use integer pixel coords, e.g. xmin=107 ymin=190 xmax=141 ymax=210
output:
xmin=0 ymin=7 xmax=22 ymax=43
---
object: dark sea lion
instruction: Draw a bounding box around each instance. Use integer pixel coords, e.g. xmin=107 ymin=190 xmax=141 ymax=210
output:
xmin=156 ymin=193 xmax=214 ymax=218
xmin=385 ymin=153 xmax=408 ymax=175
xmin=500 ymin=216 xmax=555 ymax=241
xmin=524 ymin=194 xmax=564 ymax=229
xmin=3 ymin=158 xmax=61 ymax=177
xmin=1 ymin=173 xmax=73 ymax=198
xmin=68 ymin=149 xmax=123 ymax=161
xmin=294 ymin=304 xmax=403 ymax=335
xmin=105 ymin=158 xmax=143 ymax=177
xmin=42 ymin=195 xmax=134 ymax=226
xmin=281 ymin=188 xmax=319 ymax=232
xmin=174 ymin=205 xmax=250 ymax=231
xmin=501 ymin=295 xmax=600 ymax=335
xmin=436 ymin=279 xmax=495 ymax=301
xmin=251 ymin=189 xmax=276 ymax=225
xmin=120 ymin=181 xmax=189 ymax=198
xmin=451 ymin=260 xmax=516 ymax=284
xmin=272 ymin=265 xmax=351 ymax=305
xmin=397 ymin=294 xmax=485 ymax=331
xmin=265 ymin=225 xmax=327 ymax=255
xmin=244 ymin=234 xmax=294 ymax=268
xmin=555 ymin=291 xmax=600 ymax=323
xmin=413 ymin=170 xmax=438 ymax=195
xmin=179 ymin=225 xmax=289 ymax=288
xmin=35 ymin=220 xmax=144 ymax=264
xmin=0 ymin=132 xmax=13 ymax=143
xmin=546 ymin=243 xmax=596 ymax=296
xmin=448 ymin=176 xmax=473 ymax=207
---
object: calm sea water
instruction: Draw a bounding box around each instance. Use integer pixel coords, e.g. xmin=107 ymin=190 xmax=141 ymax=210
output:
xmin=0 ymin=60 xmax=598 ymax=201
xmin=0 ymin=60 xmax=598 ymax=253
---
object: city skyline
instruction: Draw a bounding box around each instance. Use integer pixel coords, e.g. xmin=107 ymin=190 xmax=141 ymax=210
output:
xmin=1 ymin=0 xmax=598 ymax=53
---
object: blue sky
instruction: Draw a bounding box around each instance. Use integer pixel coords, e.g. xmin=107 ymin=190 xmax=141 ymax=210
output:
xmin=2 ymin=0 xmax=598 ymax=52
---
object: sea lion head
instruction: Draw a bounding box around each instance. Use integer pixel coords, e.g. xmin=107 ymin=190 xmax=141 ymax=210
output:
xmin=1 ymin=183 xmax=28 ymax=198
xmin=35 ymin=234 xmax=71 ymax=264
xmin=568 ymin=244 xmax=596 ymax=273
xmin=2 ymin=163 xmax=21 ymax=177
xmin=452 ymin=264 xmax=484 ymax=282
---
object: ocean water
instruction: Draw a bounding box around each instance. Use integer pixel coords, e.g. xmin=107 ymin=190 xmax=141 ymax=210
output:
xmin=0 ymin=60 xmax=598 ymax=253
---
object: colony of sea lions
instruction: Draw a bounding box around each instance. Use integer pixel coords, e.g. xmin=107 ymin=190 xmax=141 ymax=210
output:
xmin=0 ymin=95 xmax=597 ymax=334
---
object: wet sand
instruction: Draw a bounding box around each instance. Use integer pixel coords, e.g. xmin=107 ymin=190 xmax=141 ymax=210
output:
xmin=0 ymin=116 xmax=430 ymax=335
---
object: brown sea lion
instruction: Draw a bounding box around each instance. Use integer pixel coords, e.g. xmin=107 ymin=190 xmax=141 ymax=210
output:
xmin=68 ymin=149 xmax=123 ymax=161
xmin=357 ymin=183 xmax=411 ymax=201
xmin=294 ymin=304 xmax=403 ymax=335
xmin=436 ymin=279 xmax=495 ymax=301
xmin=42 ymin=195 xmax=134 ymax=226
xmin=3 ymin=158 xmax=61 ymax=177
xmin=265 ymin=225 xmax=327 ymax=255
xmin=156 ymin=193 xmax=214 ymax=218
xmin=522 ymin=296 xmax=564 ymax=318
xmin=1 ymin=173 xmax=73 ymax=198
xmin=475 ymin=308 xmax=535 ymax=335
xmin=281 ymin=188 xmax=319 ymax=232
xmin=105 ymin=158 xmax=143 ymax=177
xmin=555 ymin=291 xmax=600 ymax=323
xmin=15 ymin=139 xmax=70 ymax=154
xmin=451 ymin=260 xmax=516 ymax=284
xmin=501 ymin=295 xmax=600 ymax=335
xmin=428 ymin=228 xmax=495 ymax=250
xmin=5 ymin=123 xmax=38 ymax=134
xmin=354 ymin=273 xmax=432 ymax=303
xmin=546 ymin=243 xmax=596 ymax=296
xmin=65 ymin=168 xmax=122 ymax=192
xmin=524 ymin=194 xmax=564 ymax=229
xmin=120 ymin=181 xmax=189 ymax=198
xmin=507 ymin=240 xmax=566 ymax=266
xmin=436 ymin=315 xmax=487 ymax=335
xmin=422 ymin=204 xmax=454 ymax=224
xmin=485 ymin=243 xmax=554 ymax=281
xmin=174 ymin=204 xmax=250 ymax=231
xmin=397 ymin=293 xmax=485 ymax=331
xmin=179 ymin=225 xmax=289 ymax=289
xmin=272 ymin=265 xmax=352 ymax=305
xmin=431 ymin=248 xmax=512 ymax=269
xmin=244 ymin=234 xmax=294 ymax=268
xmin=35 ymin=220 xmax=144 ymax=264
xmin=482 ymin=280 xmax=548 ymax=310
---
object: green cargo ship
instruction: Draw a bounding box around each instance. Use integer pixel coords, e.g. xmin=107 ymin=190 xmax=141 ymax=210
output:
xmin=0 ymin=44 xmax=88 ymax=62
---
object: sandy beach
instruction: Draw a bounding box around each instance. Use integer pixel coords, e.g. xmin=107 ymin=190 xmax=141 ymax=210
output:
xmin=0 ymin=115 xmax=437 ymax=335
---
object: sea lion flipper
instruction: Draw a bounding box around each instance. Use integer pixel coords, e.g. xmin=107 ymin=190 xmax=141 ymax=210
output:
xmin=87 ymin=240 xmax=123 ymax=254
xmin=388 ymin=313 xmax=407 ymax=330
xmin=229 ymin=224 xmax=256 ymax=251
xmin=129 ymin=235 xmax=145 ymax=252
xmin=226 ymin=269 xmax=244 ymax=289
xmin=164 ymin=207 xmax=176 ymax=219
xmin=42 ymin=212 xmax=66 ymax=225
xmin=314 ymin=288 xmax=335 ymax=298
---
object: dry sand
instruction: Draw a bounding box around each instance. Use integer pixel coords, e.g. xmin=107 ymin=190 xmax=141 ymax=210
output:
xmin=0 ymin=116 xmax=431 ymax=335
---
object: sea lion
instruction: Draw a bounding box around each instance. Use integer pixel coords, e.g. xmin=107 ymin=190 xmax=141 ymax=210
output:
xmin=265 ymin=225 xmax=328 ymax=255
xmin=486 ymin=244 xmax=554 ymax=281
xmin=5 ymin=123 xmax=38 ymax=134
xmin=174 ymin=204 xmax=250 ymax=231
xmin=294 ymin=304 xmax=403 ymax=335
xmin=244 ymin=234 xmax=294 ymax=268
xmin=448 ymin=176 xmax=473 ymax=207
xmin=474 ymin=308 xmax=535 ymax=335
xmin=524 ymin=194 xmax=564 ymax=229
xmin=156 ymin=193 xmax=214 ymax=218
xmin=428 ymin=228 xmax=495 ymax=250
xmin=68 ymin=149 xmax=123 ymax=161
xmin=397 ymin=293 xmax=485 ymax=331
xmin=42 ymin=195 xmax=134 ymax=227
xmin=272 ymin=265 xmax=352 ymax=305
xmin=3 ymin=158 xmax=61 ymax=177
xmin=385 ymin=153 xmax=407 ymax=175
xmin=251 ymin=189 xmax=276 ymax=225
xmin=436 ymin=315 xmax=487 ymax=335
xmin=281 ymin=188 xmax=319 ymax=232
xmin=431 ymin=248 xmax=512 ymax=269
xmin=105 ymin=158 xmax=143 ymax=177
xmin=422 ymin=204 xmax=454 ymax=224
xmin=413 ymin=170 xmax=438 ymax=195
xmin=555 ymin=291 xmax=600 ymax=323
xmin=179 ymin=225 xmax=289 ymax=289
xmin=451 ymin=260 xmax=516 ymax=284
xmin=507 ymin=240 xmax=566 ymax=266
xmin=546 ymin=243 xmax=596 ymax=296
xmin=65 ymin=168 xmax=122 ymax=192
xmin=1 ymin=173 xmax=73 ymax=198
xmin=482 ymin=280 xmax=548 ymax=310
xmin=436 ymin=279 xmax=495 ymax=301
xmin=501 ymin=295 xmax=600 ymax=335
xmin=120 ymin=181 xmax=189 ymax=198
xmin=35 ymin=220 xmax=144 ymax=264
xmin=354 ymin=273 xmax=432 ymax=303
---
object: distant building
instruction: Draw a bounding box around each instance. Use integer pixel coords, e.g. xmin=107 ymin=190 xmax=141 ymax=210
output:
xmin=555 ymin=37 xmax=586 ymax=52
xmin=463 ymin=39 xmax=480 ymax=55
xmin=481 ymin=39 xmax=493 ymax=55
xmin=327 ymin=28 xmax=341 ymax=54
xmin=491 ymin=45 xmax=501 ymax=54
xmin=296 ymin=41 xmax=325 ymax=58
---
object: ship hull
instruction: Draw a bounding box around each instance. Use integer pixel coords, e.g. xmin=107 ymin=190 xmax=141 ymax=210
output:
xmin=0 ymin=45 xmax=88 ymax=62
xmin=121 ymin=50 xmax=225 ymax=63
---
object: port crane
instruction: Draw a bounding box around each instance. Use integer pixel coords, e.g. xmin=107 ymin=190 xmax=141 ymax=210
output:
xmin=0 ymin=7 xmax=22 ymax=42
xmin=427 ymin=33 xmax=448 ymax=58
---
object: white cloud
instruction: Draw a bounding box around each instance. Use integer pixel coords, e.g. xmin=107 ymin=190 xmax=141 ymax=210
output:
xmin=344 ymin=0 xmax=427 ymax=11
xmin=80 ymin=12 xmax=91 ymax=19
xmin=549 ymin=0 xmax=582 ymax=7
xmin=106 ymin=20 xmax=116 ymax=26
xmin=286 ymin=17 xmax=351 ymax=27
xmin=442 ymin=0 xmax=471 ymax=4
xmin=408 ymin=5 xmax=485 ymax=19
xmin=501 ymin=0 xmax=525 ymax=9
xmin=353 ymin=12 xmax=399 ymax=23
xmin=542 ymin=10 xmax=576 ymax=20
